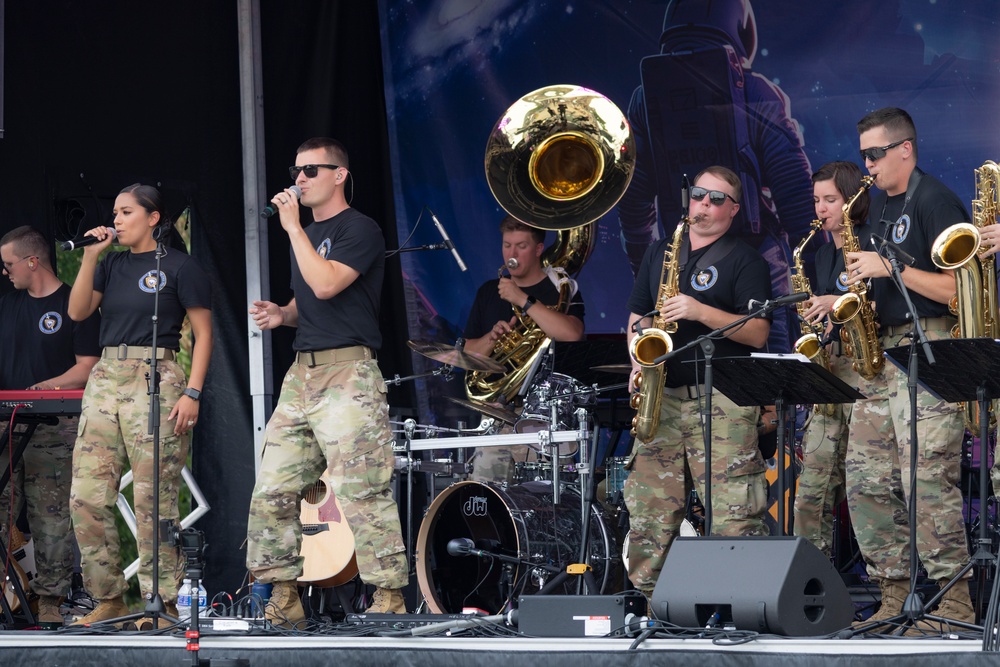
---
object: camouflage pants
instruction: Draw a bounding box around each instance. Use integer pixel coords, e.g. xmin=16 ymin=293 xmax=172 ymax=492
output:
xmin=624 ymin=391 xmax=767 ymax=594
xmin=0 ymin=418 xmax=76 ymax=597
xmin=70 ymin=358 xmax=189 ymax=602
xmin=793 ymin=352 xmax=856 ymax=556
xmin=246 ymin=356 xmax=408 ymax=589
xmin=845 ymin=326 xmax=968 ymax=581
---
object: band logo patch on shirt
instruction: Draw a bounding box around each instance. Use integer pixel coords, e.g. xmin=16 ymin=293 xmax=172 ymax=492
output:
xmin=691 ymin=266 xmax=718 ymax=291
xmin=836 ymin=272 xmax=850 ymax=292
xmin=317 ymin=239 xmax=332 ymax=259
xmin=139 ymin=270 xmax=167 ymax=293
xmin=891 ymin=214 xmax=911 ymax=243
xmin=39 ymin=311 xmax=62 ymax=334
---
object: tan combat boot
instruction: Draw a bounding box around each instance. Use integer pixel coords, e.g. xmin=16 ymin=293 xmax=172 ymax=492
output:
xmin=139 ymin=602 xmax=181 ymax=630
xmin=71 ymin=596 xmax=130 ymax=626
xmin=37 ymin=595 xmax=65 ymax=627
xmin=933 ymin=578 xmax=976 ymax=624
xmin=906 ymin=577 xmax=977 ymax=635
xmin=265 ymin=580 xmax=305 ymax=628
xmin=853 ymin=578 xmax=908 ymax=628
xmin=365 ymin=587 xmax=406 ymax=613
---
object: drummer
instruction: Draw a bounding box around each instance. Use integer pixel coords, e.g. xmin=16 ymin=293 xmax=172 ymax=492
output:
xmin=463 ymin=215 xmax=586 ymax=483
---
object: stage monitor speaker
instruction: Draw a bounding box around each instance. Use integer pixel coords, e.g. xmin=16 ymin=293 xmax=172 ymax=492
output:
xmin=651 ymin=536 xmax=852 ymax=636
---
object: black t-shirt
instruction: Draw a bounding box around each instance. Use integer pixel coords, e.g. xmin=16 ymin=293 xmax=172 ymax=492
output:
xmin=867 ymin=171 xmax=968 ymax=326
xmin=291 ymin=208 xmax=385 ymax=351
xmin=627 ymin=233 xmax=771 ymax=387
xmin=0 ymin=283 xmax=101 ymax=389
xmin=465 ymin=276 xmax=585 ymax=340
xmin=94 ymin=249 xmax=212 ymax=349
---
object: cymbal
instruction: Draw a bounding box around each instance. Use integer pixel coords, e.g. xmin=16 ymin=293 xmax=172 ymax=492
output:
xmin=445 ymin=396 xmax=519 ymax=424
xmin=591 ymin=364 xmax=632 ymax=375
xmin=407 ymin=340 xmax=504 ymax=373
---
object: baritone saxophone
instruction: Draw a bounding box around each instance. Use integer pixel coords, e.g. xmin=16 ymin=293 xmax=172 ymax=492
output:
xmin=930 ymin=160 xmax=1000 ymax=433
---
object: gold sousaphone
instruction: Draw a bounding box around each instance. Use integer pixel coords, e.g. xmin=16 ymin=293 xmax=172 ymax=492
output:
xmin=466 ymin=85 xmax=636 ymax=404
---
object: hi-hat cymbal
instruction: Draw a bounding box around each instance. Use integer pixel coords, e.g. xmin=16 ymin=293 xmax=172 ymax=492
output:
xmin=445 ymin=396 xmax=519 ymax=424
xmin=591 ymin=364 xmax=632 ymax=375
xmin=407 ymin=340 xmax=505 ymax=373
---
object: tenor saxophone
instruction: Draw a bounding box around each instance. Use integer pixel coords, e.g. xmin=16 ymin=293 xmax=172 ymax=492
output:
xmin=930 ymin=160 xmax=1000 ymax=433
xmin=792 ymin=219 xmax=834 ymax=416
xmin=628 ymin=215 xmax=686 ymax=443
xmin=831 ymin=175 xmax=883 ymax=380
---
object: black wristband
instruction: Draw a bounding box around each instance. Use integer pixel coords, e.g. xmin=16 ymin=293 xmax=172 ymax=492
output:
xmin=522 ymin=295 xmax=537 ymax=311
xmin=183 ymin=387 xmax=202 ymax=401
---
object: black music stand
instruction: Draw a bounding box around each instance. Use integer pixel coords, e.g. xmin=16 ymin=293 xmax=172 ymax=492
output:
xmin=711 ymin=354 xmax=865 ymax=536
xmin=882 ymin=337 xmax=1000 ymax=635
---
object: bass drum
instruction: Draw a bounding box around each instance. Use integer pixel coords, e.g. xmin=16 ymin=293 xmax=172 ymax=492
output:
xmin=416 ymin=480 xmax=618 ymax=614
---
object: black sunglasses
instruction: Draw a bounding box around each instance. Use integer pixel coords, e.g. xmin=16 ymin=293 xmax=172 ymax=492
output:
xmin=859 ymin=138 xmax=912 ymax=163
xmin=289 ymin=164 xmax=340 ymax=180
xmin=690 ymin=186 xmax=738 ymax=206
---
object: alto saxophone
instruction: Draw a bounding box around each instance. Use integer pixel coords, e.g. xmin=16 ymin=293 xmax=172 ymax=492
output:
xmin=831 ymin=175 xmax=883 ymax=380
xmin=628 ymin=215 xmax=687 ymax=443
xmin=791 ymin=219 xmax=834 ymax=416
xmin=930 ymin=160 xmax=1000 ymax=433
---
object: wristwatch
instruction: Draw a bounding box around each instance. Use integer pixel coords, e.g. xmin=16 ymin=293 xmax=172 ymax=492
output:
xmin=182 ymin=387 xmax=202 ymax=401
xmin=522 ymin=295 xmax=537 ymax=311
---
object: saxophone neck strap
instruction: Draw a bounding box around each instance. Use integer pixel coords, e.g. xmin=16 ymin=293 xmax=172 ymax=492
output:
xmin=678 ymin=232 xmax=738 ymax=274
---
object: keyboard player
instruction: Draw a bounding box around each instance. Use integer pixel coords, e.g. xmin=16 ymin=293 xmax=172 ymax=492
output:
xmin=0 ymin=226 xmax=100 ymax=627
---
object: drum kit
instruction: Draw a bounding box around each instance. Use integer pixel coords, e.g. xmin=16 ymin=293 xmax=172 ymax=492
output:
xmin=395 ymin=337 xmax=633 ymax=614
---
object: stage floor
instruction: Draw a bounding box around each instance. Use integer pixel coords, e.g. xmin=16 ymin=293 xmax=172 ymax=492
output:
xmin=0 ymin=623 xmax=994 ymax=667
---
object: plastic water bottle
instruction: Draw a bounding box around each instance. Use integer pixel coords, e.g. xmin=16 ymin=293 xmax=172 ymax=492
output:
xmin=191 ymin=581 xmax=208 ymax=618
xmin=250 ymin=581 xmax=272 ymax=617
xmin=177 ymin=578 xmax=192 ymax=621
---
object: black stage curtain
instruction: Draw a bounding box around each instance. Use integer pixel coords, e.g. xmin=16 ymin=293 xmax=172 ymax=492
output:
xmin=0 ymin=1 xmax=409 ymax=598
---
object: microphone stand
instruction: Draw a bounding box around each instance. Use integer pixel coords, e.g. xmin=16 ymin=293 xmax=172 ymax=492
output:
xmin=96 ymin=229 xmax=177 ymax=631
xmin=650 ymin=304 xmax=774 ymax=535
xmin=873 ymin=243 xmax=934 ymax=631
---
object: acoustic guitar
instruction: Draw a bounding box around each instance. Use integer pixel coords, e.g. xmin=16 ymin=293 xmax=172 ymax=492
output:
xmin=299 ymin=472 xmax=359 ymax=587
xmin=2 ymin=526 xmax=36 ymax=612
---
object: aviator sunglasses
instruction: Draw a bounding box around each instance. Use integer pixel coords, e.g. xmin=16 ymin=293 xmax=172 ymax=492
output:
xmin=289 ymin=164 xmax=340 ymax=180
xmin=859 ymin=138 xmax=912 ymax=163
xmin=690 ymin=186 xmax=738 ymax=206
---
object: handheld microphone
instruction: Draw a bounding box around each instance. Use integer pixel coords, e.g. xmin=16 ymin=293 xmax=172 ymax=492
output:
xmin=747 ymin=291 xmax=809 ymax=312
xmin=59 ymin=227 xmax=117 ymax=251
xmin=871 ymin=234 xmax=917 ymax=267
xmin=430 ymin=209 xmax=468 ymax=272
xmin=260 ymin=185 xmax=302 ymax=218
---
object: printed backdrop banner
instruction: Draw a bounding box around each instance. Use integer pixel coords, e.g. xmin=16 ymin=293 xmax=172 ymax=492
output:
xmin=378 ymin=0 xmax=1000 ymax=421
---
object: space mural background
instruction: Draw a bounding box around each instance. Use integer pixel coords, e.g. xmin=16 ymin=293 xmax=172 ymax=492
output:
xmin=377 ymin=0 xmax=1000 ymax=423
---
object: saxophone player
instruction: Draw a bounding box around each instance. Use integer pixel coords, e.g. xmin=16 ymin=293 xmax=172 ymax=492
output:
xmin=463 ymin=215 xmax=586 ymax=484
xmin=793 ymin=161 xmax=870 ymax=558
xmin=624 ymin=166 xmax=772 ymax=601
xmin=845 ymin=107 xmax=973 ymax=628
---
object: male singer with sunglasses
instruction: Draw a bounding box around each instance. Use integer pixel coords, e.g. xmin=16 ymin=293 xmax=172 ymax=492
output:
xmin=246 ymin=137 xmax=408 ymax=625
xmin=843 ymin=107 xmax=972 ymax=629
xmin=624 ymin=166 xmax=772 ymax=603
